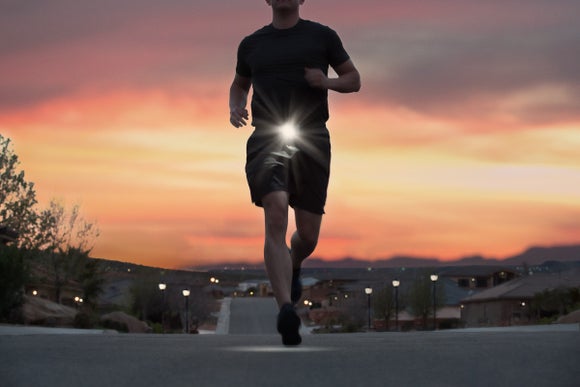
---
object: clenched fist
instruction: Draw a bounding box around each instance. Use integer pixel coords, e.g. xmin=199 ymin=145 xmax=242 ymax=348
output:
xmin=304 ymin=67 xmax=328 ymax=89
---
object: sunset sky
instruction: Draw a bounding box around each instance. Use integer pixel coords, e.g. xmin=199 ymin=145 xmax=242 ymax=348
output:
xmin=1 ymin=0 xmax=579 ymax=269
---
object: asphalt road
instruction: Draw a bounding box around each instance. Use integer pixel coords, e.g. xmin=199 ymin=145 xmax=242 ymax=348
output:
xmin=1 ymin=298 xmax=579 ymax=387
xmin=228 ymin=297 xmax=278 ymax=334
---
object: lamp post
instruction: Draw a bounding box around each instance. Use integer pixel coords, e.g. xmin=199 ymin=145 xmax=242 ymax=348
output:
xmin=430 ymin=274 xmax=438 ymax=330
xmin=365 ymin=287 xmax=373 ymax=331
xmin=392 ymin=279 xmax=400 ymax=331
xmin=182 ymin=289 xmax=190 ymax=333
xmin=158 ymin=283 xmax=166 ymax=332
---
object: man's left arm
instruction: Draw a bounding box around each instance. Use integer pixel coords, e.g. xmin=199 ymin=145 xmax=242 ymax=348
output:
xmin=304 ymin=59 xmax=361 ymax=93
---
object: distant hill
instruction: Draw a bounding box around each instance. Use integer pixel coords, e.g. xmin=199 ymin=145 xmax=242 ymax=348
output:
xmin=190 ymin=243 xmax=580 ymax=270
xmin=503 ymin=245 xmax=580 ymax=265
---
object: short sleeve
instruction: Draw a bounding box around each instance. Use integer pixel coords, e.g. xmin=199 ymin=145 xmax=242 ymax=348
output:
xmin=326 ymin=28 xmax=350 ymax=68
xmin=235 ymin=38 xmax=252 ymax=78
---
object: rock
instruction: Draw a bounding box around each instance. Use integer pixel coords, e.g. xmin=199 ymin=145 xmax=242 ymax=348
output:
xmin=22 ymin=295 xmax=77 ymax=326
xmin=556 ymin=309 xmax=580 ymax=324
xmin=100 ymin=311 xmax=151 ymax=333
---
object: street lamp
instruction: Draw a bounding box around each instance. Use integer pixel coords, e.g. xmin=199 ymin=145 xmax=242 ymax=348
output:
xmin=158 ymin=283 xmax=167 ymax=332
xmin=182 ymin=289 xmax=190 ymax=333
xmin=392 ymin=279 xmax=400 ymax=331
xmin=365 ymin=287 xmax=373 ymax=330
xmin=430 ymin=274 xmax=439 ymax=330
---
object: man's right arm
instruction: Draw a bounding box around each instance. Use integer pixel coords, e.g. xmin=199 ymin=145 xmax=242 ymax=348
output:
xmin=229 ymin=74 xmax=251 ymax=128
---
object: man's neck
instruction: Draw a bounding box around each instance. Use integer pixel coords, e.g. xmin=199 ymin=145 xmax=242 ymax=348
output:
xmin=271 ymin=11 xmax=300 ymax=29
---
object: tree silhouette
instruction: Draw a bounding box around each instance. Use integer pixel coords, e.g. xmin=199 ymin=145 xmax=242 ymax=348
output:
xmin=408 ymin=271 xmax=445 ymax=330
xmin=0 ymin=134 xmax=38 ymax=248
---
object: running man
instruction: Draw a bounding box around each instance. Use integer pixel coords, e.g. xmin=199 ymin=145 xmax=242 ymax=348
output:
xmin=229 ymin=0 xmax=360 ymax=345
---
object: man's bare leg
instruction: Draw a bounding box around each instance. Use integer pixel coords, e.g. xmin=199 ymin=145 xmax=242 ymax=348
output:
xmin=290 ymin=208 xmax=322 ymax=269
xmin=262 ymin=191 xmax=302 ymax=345
xmin=289 ymin=209 xmax=322 ymax=303
xmin=262 ymin=191 xmax=292 ymax=307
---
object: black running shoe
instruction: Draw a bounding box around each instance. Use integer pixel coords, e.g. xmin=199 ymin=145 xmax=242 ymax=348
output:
xmin=291 ymin=268 xmax=302 ymax=304
xmin=277 ymin=303 xmax=302 ymax=346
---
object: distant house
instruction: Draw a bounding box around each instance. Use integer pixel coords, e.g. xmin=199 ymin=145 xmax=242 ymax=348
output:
xmin=438 ymin=266 xmax=517 ymax=290
xmin=302 ymin=278 xmax=354 ymax=307
xmin=236 ymin=280 xmax=272 ymax=297
xmin=460 ymin=271 xmax=580 ymax=327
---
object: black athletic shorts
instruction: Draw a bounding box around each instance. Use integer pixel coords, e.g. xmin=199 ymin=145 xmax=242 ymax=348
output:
xmin=245 ymin=127 xmax=331 ymax=215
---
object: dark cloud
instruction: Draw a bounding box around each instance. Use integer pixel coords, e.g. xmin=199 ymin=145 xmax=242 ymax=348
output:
xmin=355 ymin=20 xmax=580 ymax=125
xmin=1 ymin=0 xmax=579 ymax=126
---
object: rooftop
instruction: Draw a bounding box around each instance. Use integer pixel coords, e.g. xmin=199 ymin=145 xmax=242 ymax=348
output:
xmin=462 ymin=271 xmax=580 ymax=302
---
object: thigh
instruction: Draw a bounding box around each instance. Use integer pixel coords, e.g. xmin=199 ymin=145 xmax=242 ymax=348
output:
xmin=246 ymin=131 xmax=290 ymax=207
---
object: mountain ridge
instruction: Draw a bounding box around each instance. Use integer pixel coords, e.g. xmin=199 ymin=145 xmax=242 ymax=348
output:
xmin=190 ymin=243 xmax=580 ymax=270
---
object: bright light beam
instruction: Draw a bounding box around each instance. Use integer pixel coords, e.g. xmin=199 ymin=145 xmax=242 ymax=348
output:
xmin=279 ymin=122 xmax=299 ymax=141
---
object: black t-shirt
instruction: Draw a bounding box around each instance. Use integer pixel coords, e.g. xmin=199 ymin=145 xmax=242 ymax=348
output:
xmin=236 ymin=19 xmax=350 ymax=130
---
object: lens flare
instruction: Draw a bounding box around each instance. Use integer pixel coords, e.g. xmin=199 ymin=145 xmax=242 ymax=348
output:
xmin=279 ymin=122 xmax=298 ymax=141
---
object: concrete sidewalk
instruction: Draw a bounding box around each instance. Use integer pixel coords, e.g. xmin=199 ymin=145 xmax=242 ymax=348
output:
xmin=0 ymin=324 xmax=117 ymax=335
xmin=1 ymin=326 xmax=579 ymax=387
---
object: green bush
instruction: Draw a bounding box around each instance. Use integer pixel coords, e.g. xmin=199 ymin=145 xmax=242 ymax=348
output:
xmin=151 ymin=322 xmax=163 ymax=334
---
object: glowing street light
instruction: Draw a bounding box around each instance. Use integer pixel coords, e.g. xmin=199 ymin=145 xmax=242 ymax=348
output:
xmin=430 ymin=274 xmax=439 ymax=330
xmin=73 ymin=296 xmax=83 ymax=309
xmin=159 ymin=283 xmax=167 ymax=332
xmin=392 ymin=279 xmax=400 ymax=331
xmin=182 ymin=289 xmax=190 ymax=333
xmin=365 ymin=287 xmax=373 ymax=330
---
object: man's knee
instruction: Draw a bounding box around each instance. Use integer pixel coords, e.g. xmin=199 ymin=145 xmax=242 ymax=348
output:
xmin=295 ymin=210 xmax=322 ymax=247
xmin=297 ymin=228 xmax=319 ymax=250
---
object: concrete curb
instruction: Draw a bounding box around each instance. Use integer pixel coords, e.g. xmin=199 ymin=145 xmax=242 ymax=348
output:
xmin=0 ymin=324 xmax=118 ymax=336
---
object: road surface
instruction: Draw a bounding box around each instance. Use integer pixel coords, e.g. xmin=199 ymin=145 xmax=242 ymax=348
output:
xmin=1 ymin=297 xmax=579 ymax=387
xmin=228 ymin=297 xmax=278 ymax=334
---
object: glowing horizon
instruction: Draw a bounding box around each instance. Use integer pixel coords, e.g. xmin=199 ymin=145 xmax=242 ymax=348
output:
xmin=1 ymin=1 xmax=579 ymax=269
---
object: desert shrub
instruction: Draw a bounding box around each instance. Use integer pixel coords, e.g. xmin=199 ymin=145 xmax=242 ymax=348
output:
xmin=74 ymin=312 xmax=96 ymax=329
